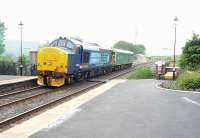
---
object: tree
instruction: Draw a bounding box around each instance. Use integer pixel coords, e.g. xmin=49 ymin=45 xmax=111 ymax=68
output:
xmin=133 ymin=44 xmax=146 ymax=55
xmin=179 ymin=33 xmax=200 ymax=70
xmin=113 ymin=41 xmax=146 ymax=55
xmin=18 ymin=55 xmax=30 ymax=65
xmin=0 ymin=20 xmax=6 ymax=55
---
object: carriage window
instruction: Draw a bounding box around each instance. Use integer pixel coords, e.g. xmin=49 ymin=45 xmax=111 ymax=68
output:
xmin=66 ymin=41 xmax=75 ymax=49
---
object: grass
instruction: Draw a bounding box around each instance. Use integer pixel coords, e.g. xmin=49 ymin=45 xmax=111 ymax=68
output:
xmin=176 ymin=72 xmax=200 ymax=90
xmin=128 ymin=67 xmax=154 ymax=79
xmin=161 ymin=71 xmax=200 ymax=91
xmin=160 ymin=81 xmax=181 ymax=90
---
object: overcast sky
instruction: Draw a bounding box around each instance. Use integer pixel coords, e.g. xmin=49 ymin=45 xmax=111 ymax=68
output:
xmin=1 ymin=0 xmax=200 ymax=55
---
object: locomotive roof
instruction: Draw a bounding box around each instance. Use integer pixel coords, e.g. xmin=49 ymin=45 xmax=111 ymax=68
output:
xmin=114 ymin=48 xmax=134 ymax=54
xmin=69 ymin=37 xmax=111 ymax=51
xmin=53 ymin=37 xmax=133 ymax=52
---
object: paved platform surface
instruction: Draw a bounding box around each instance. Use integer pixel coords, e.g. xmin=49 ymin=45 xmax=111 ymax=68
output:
xmin=0 ymin=75 xmax=37 ymax=85
xmin=0 ymin=75 xmax=23 ymax=81
xmin=30 ymin=79 xmax=200 ymax=138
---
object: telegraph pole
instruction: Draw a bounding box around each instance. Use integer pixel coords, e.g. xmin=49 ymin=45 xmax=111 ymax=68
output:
xmin=18 ymin=21 xmax=23 ymax=76
xmin=173 ymin=17 xmax=178 ymax=80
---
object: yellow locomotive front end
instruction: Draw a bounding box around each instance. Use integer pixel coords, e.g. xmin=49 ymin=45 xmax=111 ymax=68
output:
xmin=37 ymin=47 xmax=68 ymax=87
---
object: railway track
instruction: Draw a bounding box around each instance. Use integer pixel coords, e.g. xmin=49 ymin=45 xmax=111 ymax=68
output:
xmin=0 ymin=62 xmax=152 ymax=131
xmin=0 ymin=86 xmax=53 ymax=108
xmin=0 ymin=86 xmax=43 ymax=99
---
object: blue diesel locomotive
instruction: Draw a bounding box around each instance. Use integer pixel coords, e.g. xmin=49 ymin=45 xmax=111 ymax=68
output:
xmin=37 ymin=37 xmax=134 ymax=87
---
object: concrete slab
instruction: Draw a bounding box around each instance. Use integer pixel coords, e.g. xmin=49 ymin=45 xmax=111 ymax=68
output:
xmin=29 ymin=79 xmax=200 ymax=138
xmin=0 ymin=75 xmax=28 ymax=81
xmin=0 ymin=75 xmax=37 ymax=86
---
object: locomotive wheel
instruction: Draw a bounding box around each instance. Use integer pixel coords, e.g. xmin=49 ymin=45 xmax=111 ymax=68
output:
xmin=67 ymin=77 xmax=72 ymax=84
xmin=44 ymin=76 xmax=47 ymax=86
xmin=84 ymin=72 xmax=89 ymax=79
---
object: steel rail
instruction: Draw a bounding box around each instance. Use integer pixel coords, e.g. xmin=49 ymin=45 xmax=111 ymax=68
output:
xmin=0 ymin=85 xmax=71 ymax=109
xmin=0 ymin=86 xmax=43 ymax=99
xmin=0 ymin=81 xmax=104 ymax=129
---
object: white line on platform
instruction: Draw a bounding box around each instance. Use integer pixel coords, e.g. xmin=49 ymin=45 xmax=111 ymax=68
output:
xmin=182 ymin=97 xmax=200 ymax=106
xmin=43 ymin=108 xmax=82 ymax=131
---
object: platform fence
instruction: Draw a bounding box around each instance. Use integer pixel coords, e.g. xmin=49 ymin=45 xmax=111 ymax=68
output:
xmin=0 ymin=61 xmax=36 ymax=76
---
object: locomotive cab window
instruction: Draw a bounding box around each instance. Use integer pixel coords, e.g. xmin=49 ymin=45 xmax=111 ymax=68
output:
xmin=50 ymin=39 xmax=67 ymax=47
xmin=66 ymin=41 xmax=75 ymax=50
xmin=58 ymin=39 xmax=67 ymax=47
xmin=50 ymin=40 xmax=58 ymax=47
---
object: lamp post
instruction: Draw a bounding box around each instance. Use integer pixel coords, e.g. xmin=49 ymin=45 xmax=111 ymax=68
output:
xmin=173 ymin=16 xmax=178 ymax=80
xmin=18 ymin=21 xmax=23 ymax=76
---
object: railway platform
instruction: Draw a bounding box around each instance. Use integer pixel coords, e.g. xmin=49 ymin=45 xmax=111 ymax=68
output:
xmin=0 ymin=75 xmax=37 ymax=85
xmin=0 ymin=75 xmax=37 ymax=92
xmin=2 ymin=79 xmax=200 ymax=138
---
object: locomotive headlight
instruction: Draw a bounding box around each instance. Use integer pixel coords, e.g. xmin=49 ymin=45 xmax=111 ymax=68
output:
xmin=47 ymin=62 xmax=52 ymax=65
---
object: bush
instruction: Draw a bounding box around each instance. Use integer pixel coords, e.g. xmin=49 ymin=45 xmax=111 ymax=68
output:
xmin=176 ymin=72 xmax=200 ymax=90
xmin=0 ymin=60 xmax=17 ymax=75
xmin=128 ymin=67 xmax=154 ymax=79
